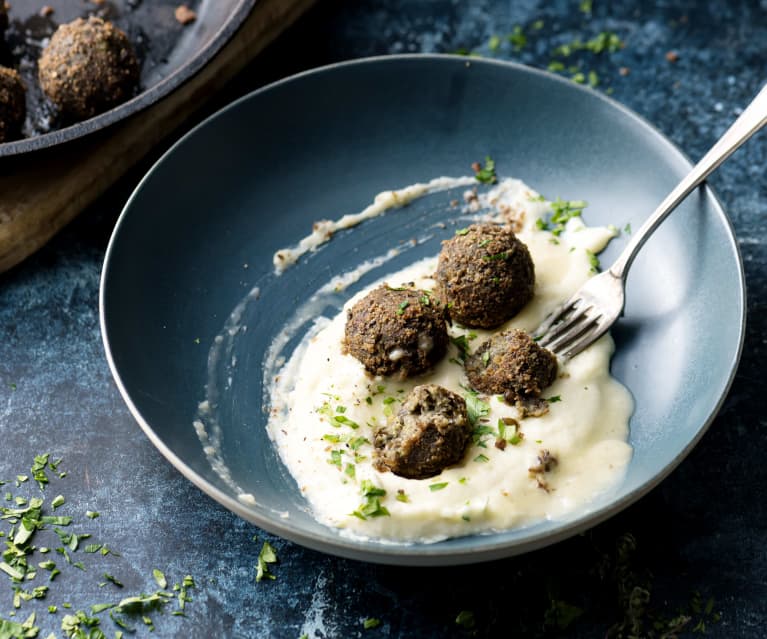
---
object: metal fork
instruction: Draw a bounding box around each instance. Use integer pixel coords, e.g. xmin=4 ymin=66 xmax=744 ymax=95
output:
xmin=533 ymin=84 xmax=767 ymax=359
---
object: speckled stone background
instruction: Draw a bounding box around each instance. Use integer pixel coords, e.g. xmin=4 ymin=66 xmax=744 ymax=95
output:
xmin=1 ymin=1 xmax=766 ymax=637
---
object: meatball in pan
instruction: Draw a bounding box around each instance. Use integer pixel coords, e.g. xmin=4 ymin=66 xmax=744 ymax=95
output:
xmin=0 ymin=67 xmax=26 ymax=143
xmin=38 ymin=16 xmax=140 ymax=121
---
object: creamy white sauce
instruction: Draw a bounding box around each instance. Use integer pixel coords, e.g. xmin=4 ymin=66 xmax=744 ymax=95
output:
xmin=265 ymin=177 xmax=633 ymax=544
xmin=272 ymin=176 xmax=477 ymax=273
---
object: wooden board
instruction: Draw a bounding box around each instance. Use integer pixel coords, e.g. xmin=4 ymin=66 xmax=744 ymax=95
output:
xmin=0 ymin=0 xmax=316 ymax=273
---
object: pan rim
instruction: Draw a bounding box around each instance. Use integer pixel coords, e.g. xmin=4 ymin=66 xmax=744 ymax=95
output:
xmin=0 ymin=0 xmax=256 ymax=157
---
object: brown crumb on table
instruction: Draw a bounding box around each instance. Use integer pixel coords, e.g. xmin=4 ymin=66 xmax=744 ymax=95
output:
xmin=665 ymin=50 xmax=679 ymax=62
xmin=619 ymin=66 xmax=630 ymax=76
xmin=175 ymin=4 xmax=197 ymax=25
xmin=40 ymin=5 xmax=54 ymax=16
xmin=89 ymin=0 xmax=106 ymax=5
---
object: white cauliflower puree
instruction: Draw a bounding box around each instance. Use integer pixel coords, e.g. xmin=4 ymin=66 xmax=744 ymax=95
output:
xmin=266 ymin=176 xmax=633 ymax=544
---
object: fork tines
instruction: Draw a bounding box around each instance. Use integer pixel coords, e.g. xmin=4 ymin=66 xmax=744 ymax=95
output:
xmin=534 ymin=299 xmax=604 ymax=358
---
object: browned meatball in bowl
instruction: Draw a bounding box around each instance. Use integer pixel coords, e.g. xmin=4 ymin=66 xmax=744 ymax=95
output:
xmin=466 ymin=328 xmax=557 ymax=403
xmin=343 ymin=285 xmax=448 ymax=378
xmin=0 ymin=67 xmax=26 ymax=143
xmin=373 ymin=384 xmax=471 ymax=479
xmin=436 ymin=223 xmax=535 ymax=329
xmin=38 ymin=16 xmax=140 ymax=121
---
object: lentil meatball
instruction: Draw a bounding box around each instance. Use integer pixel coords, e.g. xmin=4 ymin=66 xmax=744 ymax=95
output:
xmin=343 ymin=286 xmax=448 ymax=378
xmin=0 ymin=67 xmax=26 ymax=143
xmin=373 ymin=384 xmax=471 ymax=479
xmin=465 ymin=328 xmax=557 ymax=403
xmin=38 ymin=16 xmax=139 ymax=121
xmin=436 ymin=223 xmax=535 ymax=328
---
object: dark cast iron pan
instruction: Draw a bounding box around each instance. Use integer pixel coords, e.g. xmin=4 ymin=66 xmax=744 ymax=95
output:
xmin=0 ymin=0 xmax=255 ymax=157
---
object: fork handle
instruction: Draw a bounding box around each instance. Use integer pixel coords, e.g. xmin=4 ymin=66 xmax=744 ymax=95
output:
xmin=610 ymin=83 xmax=767 ymax=279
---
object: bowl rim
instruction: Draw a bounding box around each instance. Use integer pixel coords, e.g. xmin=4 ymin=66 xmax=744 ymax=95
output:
xmin=99 ymin=53 xmax=746 ymax=566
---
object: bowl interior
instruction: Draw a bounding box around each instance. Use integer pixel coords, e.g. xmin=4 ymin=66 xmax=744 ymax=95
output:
xmin=100 ymin=56 xmax=744 ymax=565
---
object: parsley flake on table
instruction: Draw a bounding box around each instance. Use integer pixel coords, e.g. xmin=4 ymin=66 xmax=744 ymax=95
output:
xmin=152 ymin=568 xmax=167 ymax=590
xmin=0 ymin=454 xmax=200 ymax=636
xmin=455 ymin=609 xmax=476 ymax=629
xmin=255 ymin=541 xmax=278 ymax=583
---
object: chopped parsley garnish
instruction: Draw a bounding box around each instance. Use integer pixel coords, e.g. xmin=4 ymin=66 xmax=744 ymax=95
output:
xmin=547 ymin=395 xmax=562 ymax=403
xmin=536 ymin=197 xmax=588 ymax=236
xmin=472 ymin=424 xmax=495 ymax=448
xmin=255 ymin=541 xmax=278 ymax=583
xmin=395 ymin=490 xmax=410 ymax=503
xmin=348 ymin=437 xmax=370 ymax=451
xmin=497 ymin=418 xmax=524 ymax=446
xmin=152 ymin=569 xmax=167 ymax=590
xmin=103 ymin=573 xmax=124 ymax=588
xmin=318 ymin=402 xmax=360 ymax=429
xmin=473 ymin=156 xmax=498 ymax=184
xmin=552 ymin=31 xmax=624 ymax=58
xmin=0 ymin=454 xmax=197 ymax=635
xmin=450 ymin=335 xmax=471 ymax=362
xmin=455 ymin=610 xmax=476 ymax=629
xmin=462 ymin=387 xmax=490 ymax=427
xmin=328 ymin=450 xmax=344 ymax=468
xmin=474 ymin=454 xmax=490 ymax=463
xmin=429 ymin=482 xmax=448 ymax=492
xmin=351 ymin=481 xmax=390 ymax=520
xmin=396 ymin=301 xmax=410 ymax=315
xmin=455 ymin=227 xmax=470 ymax=236
xmin=31 ymin=455 xmax=50 ymax=491
xmin=507 ymin=25 xmax=526 ymax=51
xmin=482 ymin=251 xmax=508 ymax=262
xmin=363 ymin=617 xmax=382 ymax=629
xmin=586 ymin=249 xmax=600 ymax=272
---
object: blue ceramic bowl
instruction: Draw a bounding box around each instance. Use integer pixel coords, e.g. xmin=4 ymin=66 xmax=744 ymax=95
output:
xmin=100 ymin=55 xmax=745 ymax=566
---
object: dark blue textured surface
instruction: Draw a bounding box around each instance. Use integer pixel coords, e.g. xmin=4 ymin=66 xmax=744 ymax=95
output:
xmin=1 ymin=1 xmax=766 ymax=637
